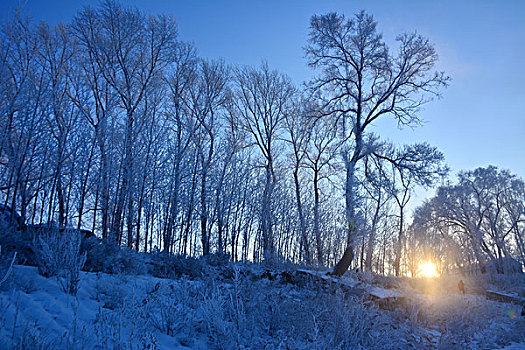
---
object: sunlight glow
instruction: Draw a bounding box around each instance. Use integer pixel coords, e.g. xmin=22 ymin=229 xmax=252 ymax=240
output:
xmin=417 ymin=261 xmax=440 ymax=278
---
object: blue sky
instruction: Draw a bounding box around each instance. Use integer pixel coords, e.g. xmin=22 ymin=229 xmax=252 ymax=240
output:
xmin=2 ymin=0 xmax=524 ymax=189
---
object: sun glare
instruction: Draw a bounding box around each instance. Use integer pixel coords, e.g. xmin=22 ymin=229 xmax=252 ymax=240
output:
xmin=418 ymin=261 xmax=440 ymax=278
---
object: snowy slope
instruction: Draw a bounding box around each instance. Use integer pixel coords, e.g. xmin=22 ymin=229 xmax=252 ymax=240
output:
xmin=1 ymin=263 xmax=524 ymax=350
xmin=0 ymin=265 xmax=203 ymax=349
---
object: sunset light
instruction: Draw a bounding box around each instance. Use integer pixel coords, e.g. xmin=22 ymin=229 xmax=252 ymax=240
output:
xmin=418 ymin=261 xmax=440 ymax=278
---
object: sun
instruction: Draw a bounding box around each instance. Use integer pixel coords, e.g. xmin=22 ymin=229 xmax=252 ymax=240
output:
xmin=417 ymin=261 xmax=440 ymax=278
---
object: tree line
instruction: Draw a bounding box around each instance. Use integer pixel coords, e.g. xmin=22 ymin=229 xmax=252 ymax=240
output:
xmin=1 ymin=1 xmax=523 ymax=275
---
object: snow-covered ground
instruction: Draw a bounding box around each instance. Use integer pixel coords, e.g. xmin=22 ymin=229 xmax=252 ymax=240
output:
xmin=0 ymin=265 xmax=201 ymax=349
xmin=1 ymin=262 xmax=524 ymax=349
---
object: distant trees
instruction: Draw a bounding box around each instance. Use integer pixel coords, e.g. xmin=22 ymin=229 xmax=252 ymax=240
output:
xmin=0 ymin=10 xmax=45 ymax=227
xmin=304 ymin=115 xmax=341 ymax=266
xmin=284 ymin=102 xmax=312 ymax=264
xmin=305 ymin=11 xmax=449 ymax=275
xmin=382 ymin=143 xmax=448 ymax=276
xmin=413 ymin=166 xmax=525 ymax=273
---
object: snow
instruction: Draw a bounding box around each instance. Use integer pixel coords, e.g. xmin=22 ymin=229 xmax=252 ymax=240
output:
xmin=368 ymin=286 xmax=404 ymax=299
xmin=1 ymin=263 xmax=524 ymax=349
xmin=296 ymin=268 xmax=361 ymax=288
xmin=0 ymin=265 xmax=196 ymax=349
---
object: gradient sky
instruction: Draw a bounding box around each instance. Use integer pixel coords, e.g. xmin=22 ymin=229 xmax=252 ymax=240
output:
xmin=1 ymin=0 xmax=524 ymax=207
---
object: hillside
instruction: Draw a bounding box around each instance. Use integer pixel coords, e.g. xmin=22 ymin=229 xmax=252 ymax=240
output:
xmin=1 ymin=253 xmax=524 ymax=349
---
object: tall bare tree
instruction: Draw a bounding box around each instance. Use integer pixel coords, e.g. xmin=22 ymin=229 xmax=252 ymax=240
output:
xmin=284 ymin=102 xmax=312 ymax=264
xmin=186 ymin=59 xmax=230 ymax=255
xmin=306 ymin=11 xmax=449 ymax=275
xmin=233 ymin=63 xmax=295 ymax=262
xmin=74 ymin=1 xmax=177 ymax=245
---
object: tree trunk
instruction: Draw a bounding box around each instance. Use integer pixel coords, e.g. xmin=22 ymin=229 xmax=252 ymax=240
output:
xmin=95 ymin=124 xmax=110 ymax=240
xmin=261 ymin=162 xmax=275 ymax=262
xmin=313 ymin=168 xmax=323 ymax=266
xmin=293 ymin=167 xmax=310 ymax=264
xmin=394 ymin=206 xmax=404 ymax=276
xmin=332 ymin=160 xmax=357 ymax=276
xmin=78 ymin=140 xmax=95 ymax=230
xmin=365 ymin=193 xmax=381 ymax=272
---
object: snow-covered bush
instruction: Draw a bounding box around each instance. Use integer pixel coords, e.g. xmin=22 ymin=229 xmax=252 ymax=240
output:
xmin=318 ymin=294 xmax=377 ymax=349
xmin=105 ymin=247 xmax=147 ymax=275
xmin=196 ymin=263 xmax=392 ymax=350
xmin=32 ymin=228 xmax=86 ymax=295
xmin=0 ymin=226 xmax=32 ymax=266
xmin=482 ymin=272 xmax=525 ymax=296
xmin=93 ymin=306 xmax=126 ymax=348
xmin=202 ymin=252 xmax=232 ymax=267
xmin=82 ymin=237 xmax=147 ymax=275
xmin=200 ymin=288 xmax=235 ymax=347
xmin=141 ymin=281 xmax=197 ymax=336
xmin=199 ymin=266 xmax=256 ymax=349
xmin=10 ymin=326 xmax=56 ymax=350
xmin=148 ymin=250 xmax=204 ymax=279
xmin=81 ymin=237 xmax=119 ymax=272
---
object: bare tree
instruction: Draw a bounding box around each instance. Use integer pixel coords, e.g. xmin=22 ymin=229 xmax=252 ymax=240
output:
xmin=0 ymin=10 xmax=47 ymax=226
xmin=420 ymin=166 xmax=525 ymax=273
xmin=233 ymin=62 xmax=295 ymax=262
xmin=284 ymin=101 xmax=312 ymax=264
xmin=306 ymin=11 xmax=449 ymax=275
xmin=186 ymin=59 xmax=230 ymax=255
xmin=303 ymin=115 xmax=341 ymax=266
xmin=362 ymin=155 xmax=391 ymax=272
xmin=71 ymin=10 xmax=119 ymax=239
xmin=74 ymin=1 xmax=177 ymax=246
xmin=162 ymin=42 xmax=197 ymax=253
xmin=37 ymin=22 xmax=78 ymax=228
xmin=373 ymin=142 xmax=448 ymax=276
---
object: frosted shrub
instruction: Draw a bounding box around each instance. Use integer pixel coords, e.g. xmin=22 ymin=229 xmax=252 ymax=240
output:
xmin=82 ymin=237 xmax=147 ymax=275
xmin=148 ymin=251 xmax=204 ymax=279
xmin=105 ymin=247 xmax=147 ymax=275
xmin=81 ymin=237 xmax=120 ymax=272
xmin=321 ymin=295 xmax=375 ymax=349
xmin=123 ymin=281 xmax=195 ymax=336
xmin=200 ymin=288 xmax=234 ymax=347
xmin=228 ymin=266 xmax=247 ymax=344
xmin=33 ymin=228 xmax=87 ymax=295
xmin=94 ymin=275 xmax=130 ymax=310
xmin=93 ymin=307 xmax=125 ymax=349
xmin=143 ymin=281 xmax=196 ymax=336
xmin=199 ymin=266 xmax=249 ymax=349
xmin=11 ymin=326 xmax=55 ymax=350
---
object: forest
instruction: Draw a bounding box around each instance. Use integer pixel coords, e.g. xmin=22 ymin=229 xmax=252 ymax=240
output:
xmin=1 ymin=1 xmax=522 ymax=276
xmin=0 ymin=1 xmax=524 ymax=349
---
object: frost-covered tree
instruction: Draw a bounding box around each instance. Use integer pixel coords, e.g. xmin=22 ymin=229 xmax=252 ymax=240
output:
xmin=414 ymin=166 xmax=525 ymax=273
xmin=0 ymin=10 xmax=47 ymax=226
xmin=233 ymin=63 xmax=295 ymax=262
xmin=186 ymin=59 xmax=230 ymax=255
xmin=305 ymin=11 xmax=449 ymax=275
xmin=284 ymin=101 xmax=314 ymax=264
xmin=74 ymin=1 xmax=177 ymax=246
